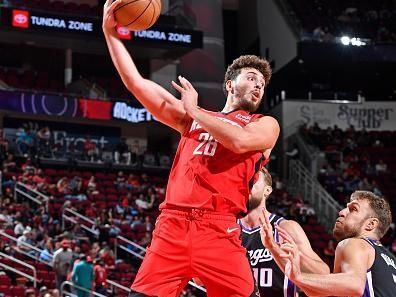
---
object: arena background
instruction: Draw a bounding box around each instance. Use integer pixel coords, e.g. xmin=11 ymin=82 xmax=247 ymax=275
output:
xmin=0 ymin=0 xmax=395 ymax=296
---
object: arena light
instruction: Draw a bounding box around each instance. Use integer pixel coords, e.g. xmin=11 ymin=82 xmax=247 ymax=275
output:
xmin=340 ymin=36 xmax=367 ymax=46
xmin=340 ymin=36 xmax=350 ymax=45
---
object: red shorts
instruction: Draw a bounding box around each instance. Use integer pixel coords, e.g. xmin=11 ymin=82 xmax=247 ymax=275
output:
xmin=131 ymin=208 xmax=254 ymax=297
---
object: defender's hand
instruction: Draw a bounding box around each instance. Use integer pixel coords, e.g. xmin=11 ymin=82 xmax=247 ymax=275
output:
xmin=259 ymin=206 xmax=277 ymax=250
xmin=278 ymin=228 xmax=302 ymax=282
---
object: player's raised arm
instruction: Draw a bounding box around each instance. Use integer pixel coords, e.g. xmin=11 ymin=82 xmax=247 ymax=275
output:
xmin=102 ymin=0 xmax=188 ymax=133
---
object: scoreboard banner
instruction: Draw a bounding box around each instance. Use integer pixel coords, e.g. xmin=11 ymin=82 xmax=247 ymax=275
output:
xmin=0 ymin=6 xmax=203 ymax=48
xmin=0 ymin=90 xmax=156 ymax=124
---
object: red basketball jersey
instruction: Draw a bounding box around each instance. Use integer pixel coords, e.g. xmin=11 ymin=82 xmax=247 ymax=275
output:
xmin=160 ymin=109 xmax=267 ymax=216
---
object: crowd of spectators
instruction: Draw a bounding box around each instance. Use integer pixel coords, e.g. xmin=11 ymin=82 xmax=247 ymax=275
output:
xmin=0 ymin=124 xmax=171 ymax=296
xmin=8 ymin=121 xmax=172 ymax=169
xmin=1 ymin=118 xmax=395 ymax=296
xmin=300 ymin=122 xmax=396 ymax=252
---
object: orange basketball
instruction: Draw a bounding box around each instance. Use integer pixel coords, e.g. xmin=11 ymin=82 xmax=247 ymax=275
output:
xmin=114 ymin=0 xmax=161 ymax=31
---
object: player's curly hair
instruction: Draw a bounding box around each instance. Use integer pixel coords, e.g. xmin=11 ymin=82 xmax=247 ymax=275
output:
xmin=351 ymin=191 xmax=392 ymax=238
xmin=223 ymin=55 xmax=272 ymax=95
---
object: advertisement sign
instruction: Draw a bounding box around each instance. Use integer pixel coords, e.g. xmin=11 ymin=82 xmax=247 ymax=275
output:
xmin=4 ymin=118 xmax=121 ymax=152
xmin=10 ymin=8 xmax=97 ymax=34
xmin=282 ymin=100 xmax=396 ymax=131
xmin=0 ymin=90 xmax=155 ymax=123
xmin=0 ymin=7 xmax=203 ymax=48
xmin=112 ymin=102 xmax=155 ymax=123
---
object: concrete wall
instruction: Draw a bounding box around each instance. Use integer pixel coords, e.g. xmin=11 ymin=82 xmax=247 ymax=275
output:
xmin=256 ymin=0 xmax=298 ymax=71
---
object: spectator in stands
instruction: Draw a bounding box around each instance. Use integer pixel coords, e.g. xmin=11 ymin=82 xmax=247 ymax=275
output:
xmin=16 ymin=127 xmax=34 ymax=156
xmin=93 ymin=259 xmax=108 ymax=296
xmin=37 ymin=126 xmax=53 ymax=158
xmin=37 ymin=126 xmax=51 ymax=144
xmin=14 ymin=219 xmax=25 ymax=236
xmin=139 ymin=232 xmax=152 ymax=250
xmin=108 ymin=220 xmax=121 ymax=237
xmin=85 ymin=201 xmax=98 ymax=218
xmin=83 ymin=135 xmax=99 ymax=162
xmin=140 ymin=173 xmax=151 ymax=189
xmin=70 ymin=224 xmax=90 ymax=245
xmin=66 ymin=176 xmax=87 ymax=202
xmin=53 ymin=239 xmax=73 ymax=290
xmin=90 ymin=242 xmax=101 ymax=260
xmin=143 ymin=215 xmax=153 ymax=232
xmin=375 ymin=159 xmax=388 ymax=174
xmin=364 ymin=160 xmax=376 ymax=176
xmin=25 ymin=289 xmax=36 ymax=297
xmin=0 ymin=208 xmax=12 ymax=225
xmin=126 ymin=173 xmax=140 ymax=189
xmin=32 ymin=169 xmax=48 ymax=192
xmin=17 ymin=228 xmax=35 ymax=254
xmin=135 ymin=193 xmax=155 ymax=210
xmin=87 ymin=176 xmax=99 ymax=196
xmin=95 ymin=222 xmax=111 ymax=244
xmin=358 ymin=177 xmax=372 ymax=191
xmin=39 ymin=239 xmax=54 ymax=263
xmin=57 ymin=176 xmax=69 ymax=194
xmin=99 ymin=243 xmax=116 ymax=270
xmin=131 ymin=215 xmax=142 ymax=230
xmin=3 ymin=153 xmax=16 ymax=172
xmin=71 ymin=254 xmax=94 ymax=297
xmin=69 ymin=176 xmax=83 ymax=194
xmin=38 ymin=286 xmax=60 ymax=297
xmin=114 ymin=138 xmax=131 ymax=164
xmin=114 ymin=171 xmax=127 ymax=189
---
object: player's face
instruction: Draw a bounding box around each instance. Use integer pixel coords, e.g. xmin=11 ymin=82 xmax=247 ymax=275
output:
xmin=333 ymin=199 xmax=373 ymax=241
xmin=248 ymin=171 xmax=272 ymax=210
xmin=230 ymin=68 xmax=265 ymax=112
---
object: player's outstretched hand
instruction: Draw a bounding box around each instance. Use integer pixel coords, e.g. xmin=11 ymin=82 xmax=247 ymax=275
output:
xmin=259 ymin=206 xmax=277 ymax=250
xmin=103 ymin=0 xmax=122 ymax=31
xmin=172 ymin=76 xmax=198 ymax=113
xmin=278 ymin=228 xmax=301 ymax=282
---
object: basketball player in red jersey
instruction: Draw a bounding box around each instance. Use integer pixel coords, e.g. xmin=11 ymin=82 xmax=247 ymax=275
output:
xmin=103 ymin=1 xmax=280 ymax=296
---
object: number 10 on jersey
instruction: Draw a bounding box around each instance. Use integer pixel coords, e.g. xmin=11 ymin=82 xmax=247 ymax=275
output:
xmin=252 ymin=268 xmax=273 ymax=287
xmin=193 ymin=133 xmax=218 ymax=156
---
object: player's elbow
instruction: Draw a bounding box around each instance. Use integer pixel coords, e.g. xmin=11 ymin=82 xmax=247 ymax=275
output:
xmin=125 ymin=78 xmax=141 ymax=93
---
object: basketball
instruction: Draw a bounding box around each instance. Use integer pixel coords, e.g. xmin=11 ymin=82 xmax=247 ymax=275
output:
xmin=114 ymin=0 xmax=161 ymax=31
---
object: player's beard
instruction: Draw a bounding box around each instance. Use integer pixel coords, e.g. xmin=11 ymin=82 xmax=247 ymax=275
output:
xmin=333 ymin=219 xmax=364 ymax=241
xmin=233 ymin=87 xmax=260 ymax=112
xmin=247 ymin=194 xmax=265 ymax=212
xmin=238 ymin=97 xmax=259 ymax=113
